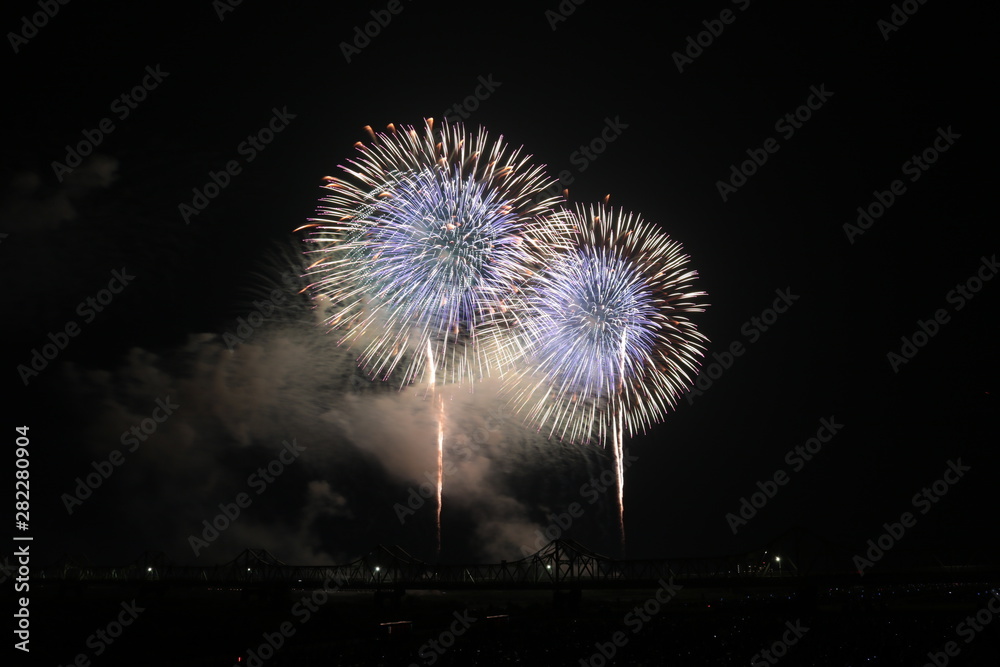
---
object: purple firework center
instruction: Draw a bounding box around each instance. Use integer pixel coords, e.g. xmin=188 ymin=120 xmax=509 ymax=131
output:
xmin=529 ymin=249 xmax=659 ymax=405
xmin=360 ymin=169 xmax=527 ymax=352
xmin=504 ymin=203 xmax=709 ymax=445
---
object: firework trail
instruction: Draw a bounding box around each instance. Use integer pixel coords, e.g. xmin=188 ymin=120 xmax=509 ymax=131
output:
xmin=495 ymin=203 xmax=708 ymax=548
xmin=300 ymin=120 xmax=569 ymax=554
xmin=436 ymin=397 xmax=445 ymax=552
xmin=425 ymin=339 xmax=447 ymax=554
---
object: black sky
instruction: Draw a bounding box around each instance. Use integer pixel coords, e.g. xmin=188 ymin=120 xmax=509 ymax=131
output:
xmin=3 ymin=1 xmax=996 ymax=569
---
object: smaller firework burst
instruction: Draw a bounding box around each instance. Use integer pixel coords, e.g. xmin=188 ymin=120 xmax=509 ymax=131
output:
xmin=497 ymin=203 xmax=708 ymax=545
xmin=503 ymin=203 xmax=708 ymax=444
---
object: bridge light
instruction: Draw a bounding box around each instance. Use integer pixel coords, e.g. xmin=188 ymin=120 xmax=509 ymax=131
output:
xmin=375 ymin=566 xmax=381 ymax=572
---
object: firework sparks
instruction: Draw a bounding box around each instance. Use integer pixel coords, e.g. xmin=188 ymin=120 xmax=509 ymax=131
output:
xmin=303 ymin=120 xmax=571 ymax=555
xmin=426 ymin=339 xmax=446 ymax=555
xmin=498 ymin=203 xmax=709 ymax=547
xmin=301 ymin=122 xmax=705 ymax=554
xmin=436 ymin=395 xmax=445 ymax=554
xmin=303 ymin=119 xmax=568 ymax=388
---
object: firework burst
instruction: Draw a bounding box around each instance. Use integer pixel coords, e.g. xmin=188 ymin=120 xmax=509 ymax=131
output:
xmin=299 ymin=119 xmax=567 ymax=388
xmin=498 ymin=203 xmax=709 ymax=544
xmin=299 ymin=120 xmax=570 ymax=555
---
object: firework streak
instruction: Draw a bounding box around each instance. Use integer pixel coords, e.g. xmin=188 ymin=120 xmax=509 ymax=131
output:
xmin=492 ymin=203 xmax=708 ymax=545
xmin=300 ymin=120 xmax=570 ymax=554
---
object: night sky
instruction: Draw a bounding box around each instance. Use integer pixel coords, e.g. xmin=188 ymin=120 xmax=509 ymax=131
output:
xmin=3 ymin=0 xmax=996 ymax=575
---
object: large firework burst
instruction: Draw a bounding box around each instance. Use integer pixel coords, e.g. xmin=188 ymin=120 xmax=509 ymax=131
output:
xmin=498 ymin=203 xmax=708 ymax=544
xmin=299 ymin=120 xmax=567 ymax=387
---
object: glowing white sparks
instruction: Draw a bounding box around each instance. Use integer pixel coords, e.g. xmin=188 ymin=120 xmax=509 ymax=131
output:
xmin=495 ymin=203 xmax=709 ymax=545
xmin=303 ymin=119 xmax=569 ymax=388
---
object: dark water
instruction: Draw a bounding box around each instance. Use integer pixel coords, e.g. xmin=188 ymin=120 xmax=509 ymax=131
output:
xmin=31 ymin=584 xmax=1000 ymax=666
